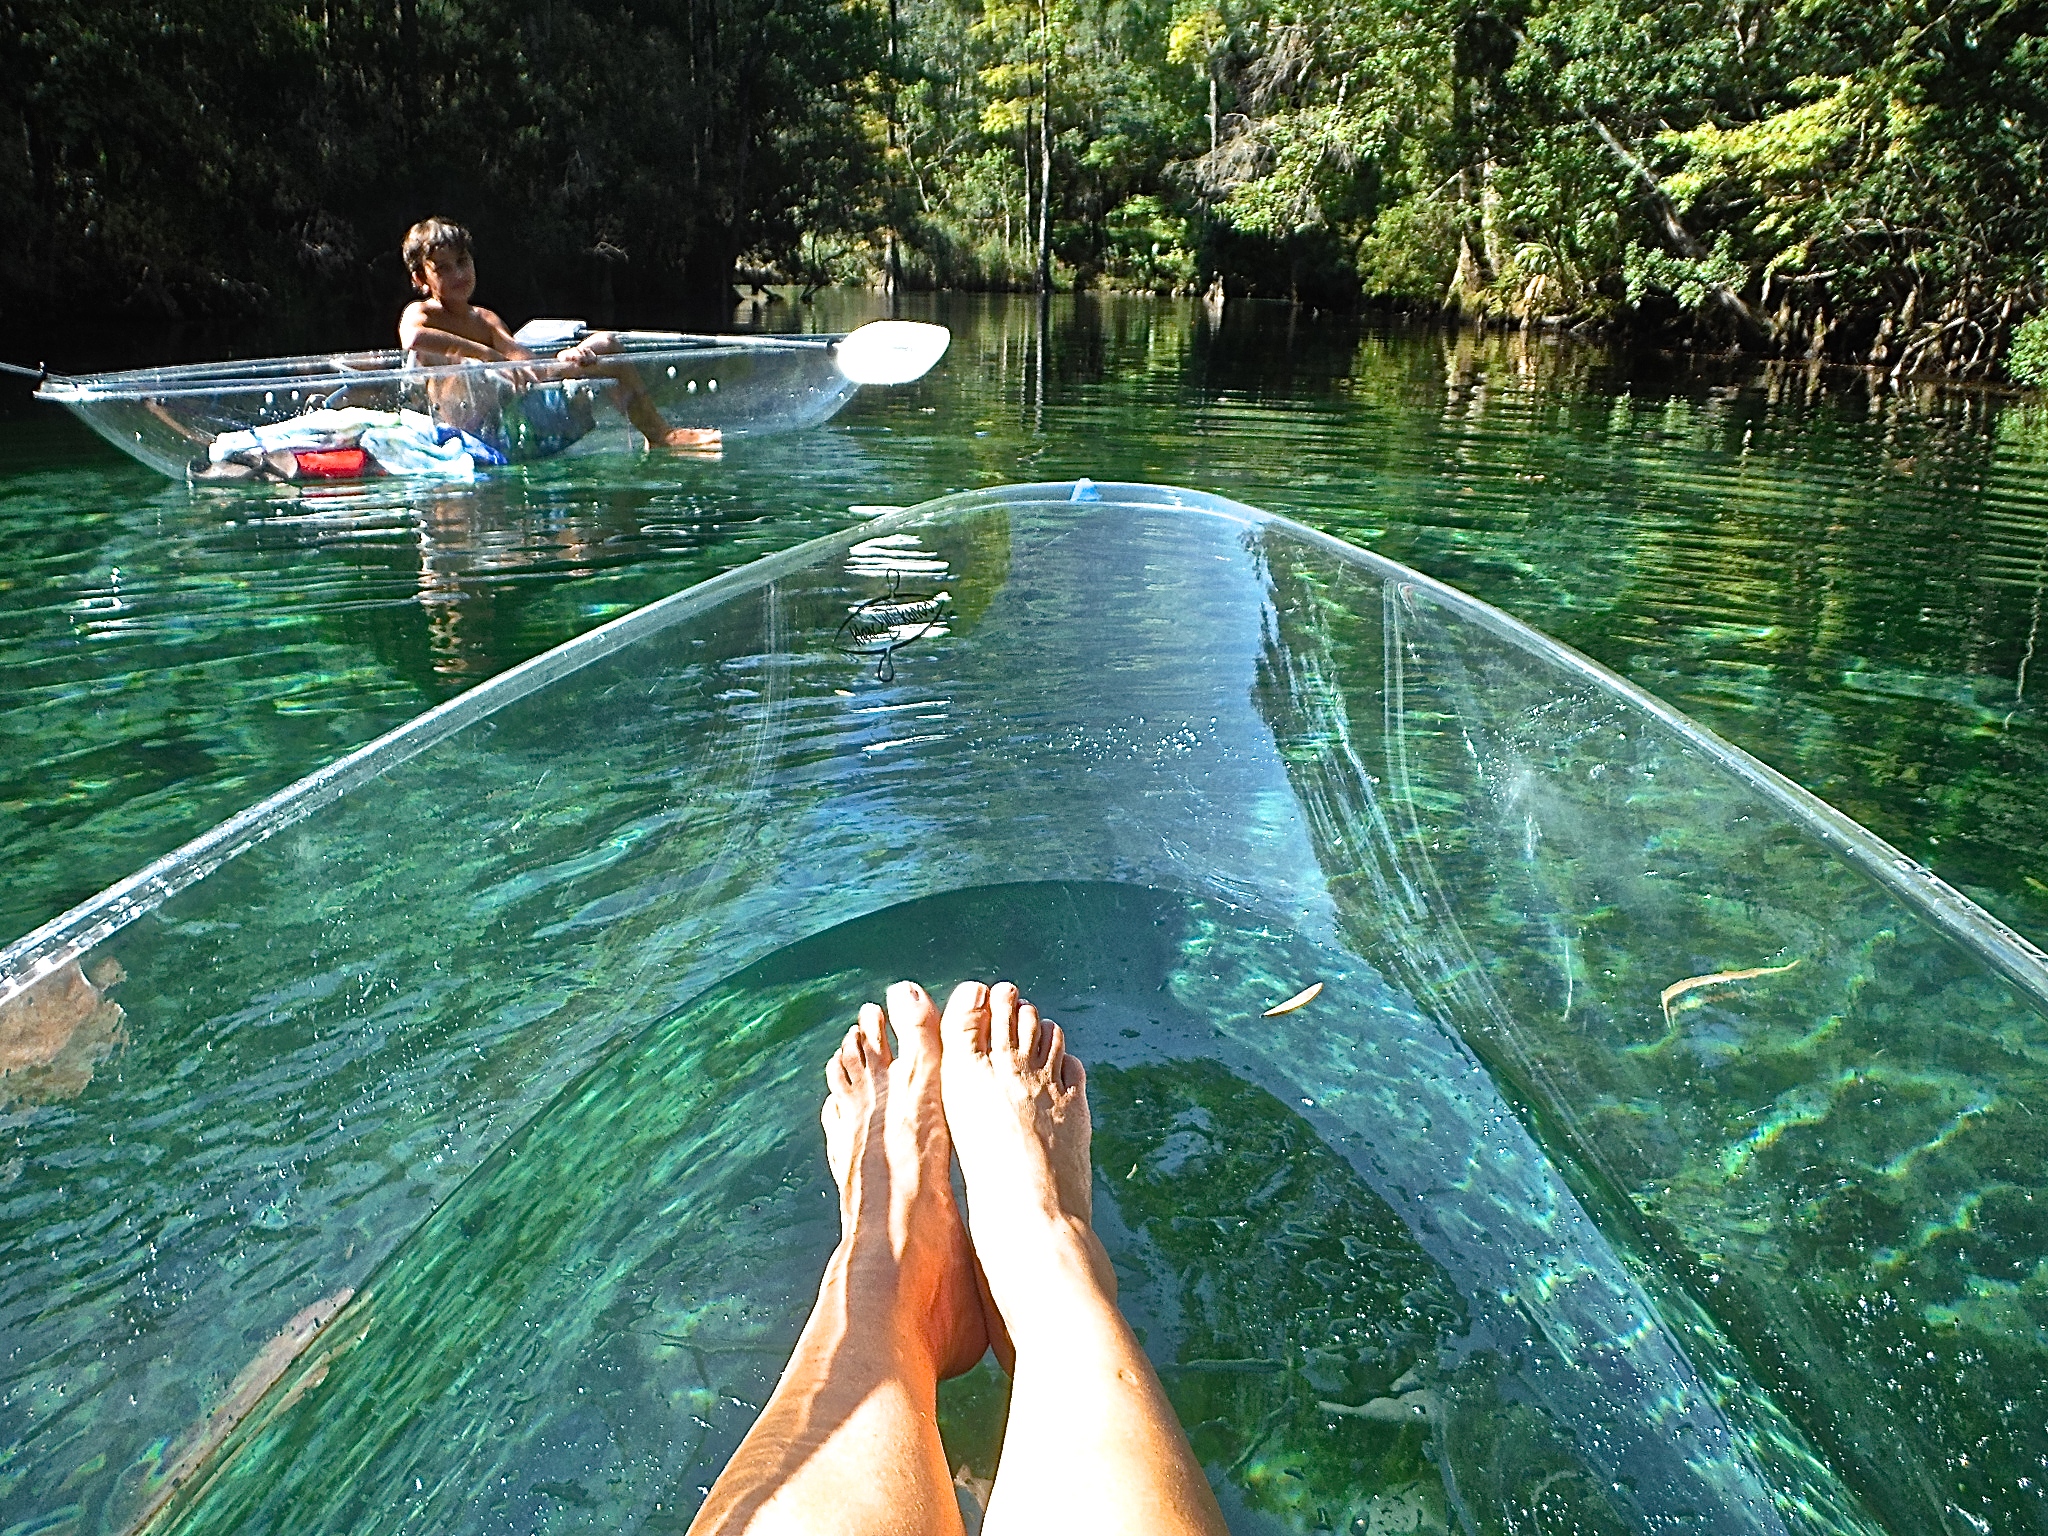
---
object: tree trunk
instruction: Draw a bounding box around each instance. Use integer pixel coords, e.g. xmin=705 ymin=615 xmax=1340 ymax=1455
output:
xmin=1450 ymin=232 xmax=1488 ymax=315
xmin=1036 ymin=0 xmax=1053 ymax=293
xmin=1022 ymin=111 xmax=1035 ymax=263
xmin=1479 ymin=155 xmax=1503 ymax=277
xmin=1037 ymin=112 xmax=1052 ymax=291
xmin=396 ymin=0 xmax=421 ymax=137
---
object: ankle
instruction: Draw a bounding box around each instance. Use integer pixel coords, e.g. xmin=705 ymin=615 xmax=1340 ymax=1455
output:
xmin=823 ymin=1242 xmax=944 ymax=1330
xmin=980 ymin=1214 xmax=1111 ymax=1315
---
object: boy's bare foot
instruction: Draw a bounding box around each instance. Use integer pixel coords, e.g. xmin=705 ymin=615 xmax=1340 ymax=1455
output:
xmin=939 ymin=981 xmax=1112 ymax=1361
xmin=821 ymin=982 xmax=988 ymax=1379
xmin=657 ymin=425 xmax=723 ymax=450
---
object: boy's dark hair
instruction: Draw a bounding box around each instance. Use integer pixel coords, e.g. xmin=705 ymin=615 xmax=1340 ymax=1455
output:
xmin=402 ymin=217 xmax=472 ymax=284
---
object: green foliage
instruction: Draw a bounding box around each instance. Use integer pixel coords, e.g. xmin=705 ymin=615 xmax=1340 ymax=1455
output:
xmin=1217 ymin=103 xmax=1372 ymax=240
xmin=1358 ymin=195 xmax=1461 ymax=303
xmin=887 ymin=0 xmax=1201 ymax=289
xmin=889 ymin=0 xmax=2048 ymax=371
xmin=2010 ymin=312 xmax=2048 ymax=388
xmin=5 ymin=0 xmax=2046 ymax=373
xmin=893 ymin=219 xmax=1042 ymax=289
xmin=0 ymin=0 xmax=887 ymax=323
xmin=1101 ymin=195 xmax=1198 ymax=291
xmin=1624 ymin=234 xmax=1749 ymax=313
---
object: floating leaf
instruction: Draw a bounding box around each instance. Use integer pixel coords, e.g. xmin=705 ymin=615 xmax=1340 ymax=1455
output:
xmin=1262 ymin=981 xmax=1323 ymax=1016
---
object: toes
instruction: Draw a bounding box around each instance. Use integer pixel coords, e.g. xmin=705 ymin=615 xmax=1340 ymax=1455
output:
xmin=1020 ymin=1001 xmax=1051 ymax=1070
xmin=1056 ymin=1041 xmax=1086 ymax=1097
xmin=885 ymin=980 xmax=942 ymax=1069
xmin=826 ymin=1045 xmax=854 ymax=1099
xmin=941 ymin=980 xmax=991 ymax=1059
xmin=857 ymin=1002 xmax=892 ymax=1067
xmin=989 ymin=981 xmax=1021 ymax=1054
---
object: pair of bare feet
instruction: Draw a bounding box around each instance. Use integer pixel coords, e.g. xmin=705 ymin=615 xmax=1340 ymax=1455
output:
xmin=687 ymin=980 xmax=1229 ymax=1536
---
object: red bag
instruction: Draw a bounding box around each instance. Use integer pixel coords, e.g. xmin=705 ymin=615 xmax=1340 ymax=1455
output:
xmin=292 ymin=447 xmax=374 ymax=479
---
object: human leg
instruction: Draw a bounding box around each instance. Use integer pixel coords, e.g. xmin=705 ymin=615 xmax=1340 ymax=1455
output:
xmin=688 ymin=983 xmax=987 ymax=1536
xmin=613 ymin=366 xmax=721 ymax=450
xmin=559 ymin=333 xmax=721 ymax=449
xmin=939 ymin=982 xmax=1229 ymax=1536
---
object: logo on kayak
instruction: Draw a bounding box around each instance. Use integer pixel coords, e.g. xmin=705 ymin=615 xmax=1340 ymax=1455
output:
xmin=837 ymin=569 xmax=951 ymax=682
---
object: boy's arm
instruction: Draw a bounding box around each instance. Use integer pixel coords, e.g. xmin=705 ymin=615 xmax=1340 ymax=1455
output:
xmin=400 ymin=305 xmax=501 ymax=362
xmin=475 ymin=307 xmax=534 ymax=361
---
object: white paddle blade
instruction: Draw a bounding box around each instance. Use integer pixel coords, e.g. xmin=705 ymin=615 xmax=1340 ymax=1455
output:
xmin=512 ymin=317 xmax=588 ymax=348
xmin=832 ymin=321 xmax=950 ymax=386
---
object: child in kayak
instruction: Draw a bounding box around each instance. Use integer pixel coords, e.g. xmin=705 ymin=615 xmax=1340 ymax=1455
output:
xmin=399 ymin=216 xmax=720 ymax=455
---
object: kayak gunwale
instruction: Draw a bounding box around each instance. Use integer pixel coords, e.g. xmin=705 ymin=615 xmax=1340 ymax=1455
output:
xmin=3 ymin=480 xmax=2043 ymax=1018
xmin=33 ymin=332 xmax=847 ymax=404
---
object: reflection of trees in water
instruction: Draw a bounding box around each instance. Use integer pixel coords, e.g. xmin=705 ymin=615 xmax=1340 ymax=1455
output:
xmin=1321 ymin=319 xmax=2048 ymax=944
xmin=414 ymin=495 xmax=486 ymax=678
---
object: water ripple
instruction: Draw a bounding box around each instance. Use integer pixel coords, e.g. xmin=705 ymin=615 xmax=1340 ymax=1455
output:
xmin=2 ymin=294 xmax=2045 ymax=955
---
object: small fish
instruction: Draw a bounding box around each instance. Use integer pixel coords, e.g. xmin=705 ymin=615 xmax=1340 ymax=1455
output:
xmin=1263 ymin=981 xmax=1323 ymax=1017
xmin=1318 ymin=1388 xmax=1437 ymax=1423
xmin=1660 ymin=958 xmax=1803 ymax=1029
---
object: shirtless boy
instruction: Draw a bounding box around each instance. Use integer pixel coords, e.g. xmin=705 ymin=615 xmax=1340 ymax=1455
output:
xmin=398 ymin=217 xmax=719 ymax=453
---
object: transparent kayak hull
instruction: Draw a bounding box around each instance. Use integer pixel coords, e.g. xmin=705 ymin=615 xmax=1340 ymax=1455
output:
xmin=32 ymin=322 xmax=948 ymax=479
xmin=3 ymin=484 xmax=2045 ymax=1536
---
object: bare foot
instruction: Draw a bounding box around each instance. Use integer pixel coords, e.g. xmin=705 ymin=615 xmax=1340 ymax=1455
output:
xmin=939 ymin=982 xmax=1228 ymax=1536
xmin=658 ymin=426 xmax=723 ymax=450
xmin=821 ymin=981 xmax=988 ymax=1378
xmin=939 ymin=981 xmax=1110 ymax=1364
xmin=611 ymin=377 xmax=722 ymax=452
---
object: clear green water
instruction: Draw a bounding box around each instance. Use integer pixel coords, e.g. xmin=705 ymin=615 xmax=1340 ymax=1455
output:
xmin=3 ymin=295 xmax=2045 ymax=953
xmin=88 ymin=882 xmax=1857 ymax=1536
xmin=4 ymin=309 xmax=2048 ymax=1536
xmin=118 ymin=883 xmax=1483 ymax=1536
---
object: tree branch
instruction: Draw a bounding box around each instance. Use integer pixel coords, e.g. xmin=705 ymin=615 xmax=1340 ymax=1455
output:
xmin=1509 ymin=21 xmax=1767 ymax=340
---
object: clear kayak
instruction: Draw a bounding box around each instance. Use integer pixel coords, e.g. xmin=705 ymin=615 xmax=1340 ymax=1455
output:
xmin=30 ymin=319 xmax=951 ymax=481
xmin=3 ymin=483 xmax=2045 ymax=1536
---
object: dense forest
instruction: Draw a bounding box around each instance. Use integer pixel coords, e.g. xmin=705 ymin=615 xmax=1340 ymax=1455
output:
xmin=3 ymin=0 xmax=2046 ymax=378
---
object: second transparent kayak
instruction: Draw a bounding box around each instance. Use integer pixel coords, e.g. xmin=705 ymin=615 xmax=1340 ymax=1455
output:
xmin=32 ymin=320 xmax=950 ymax=480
